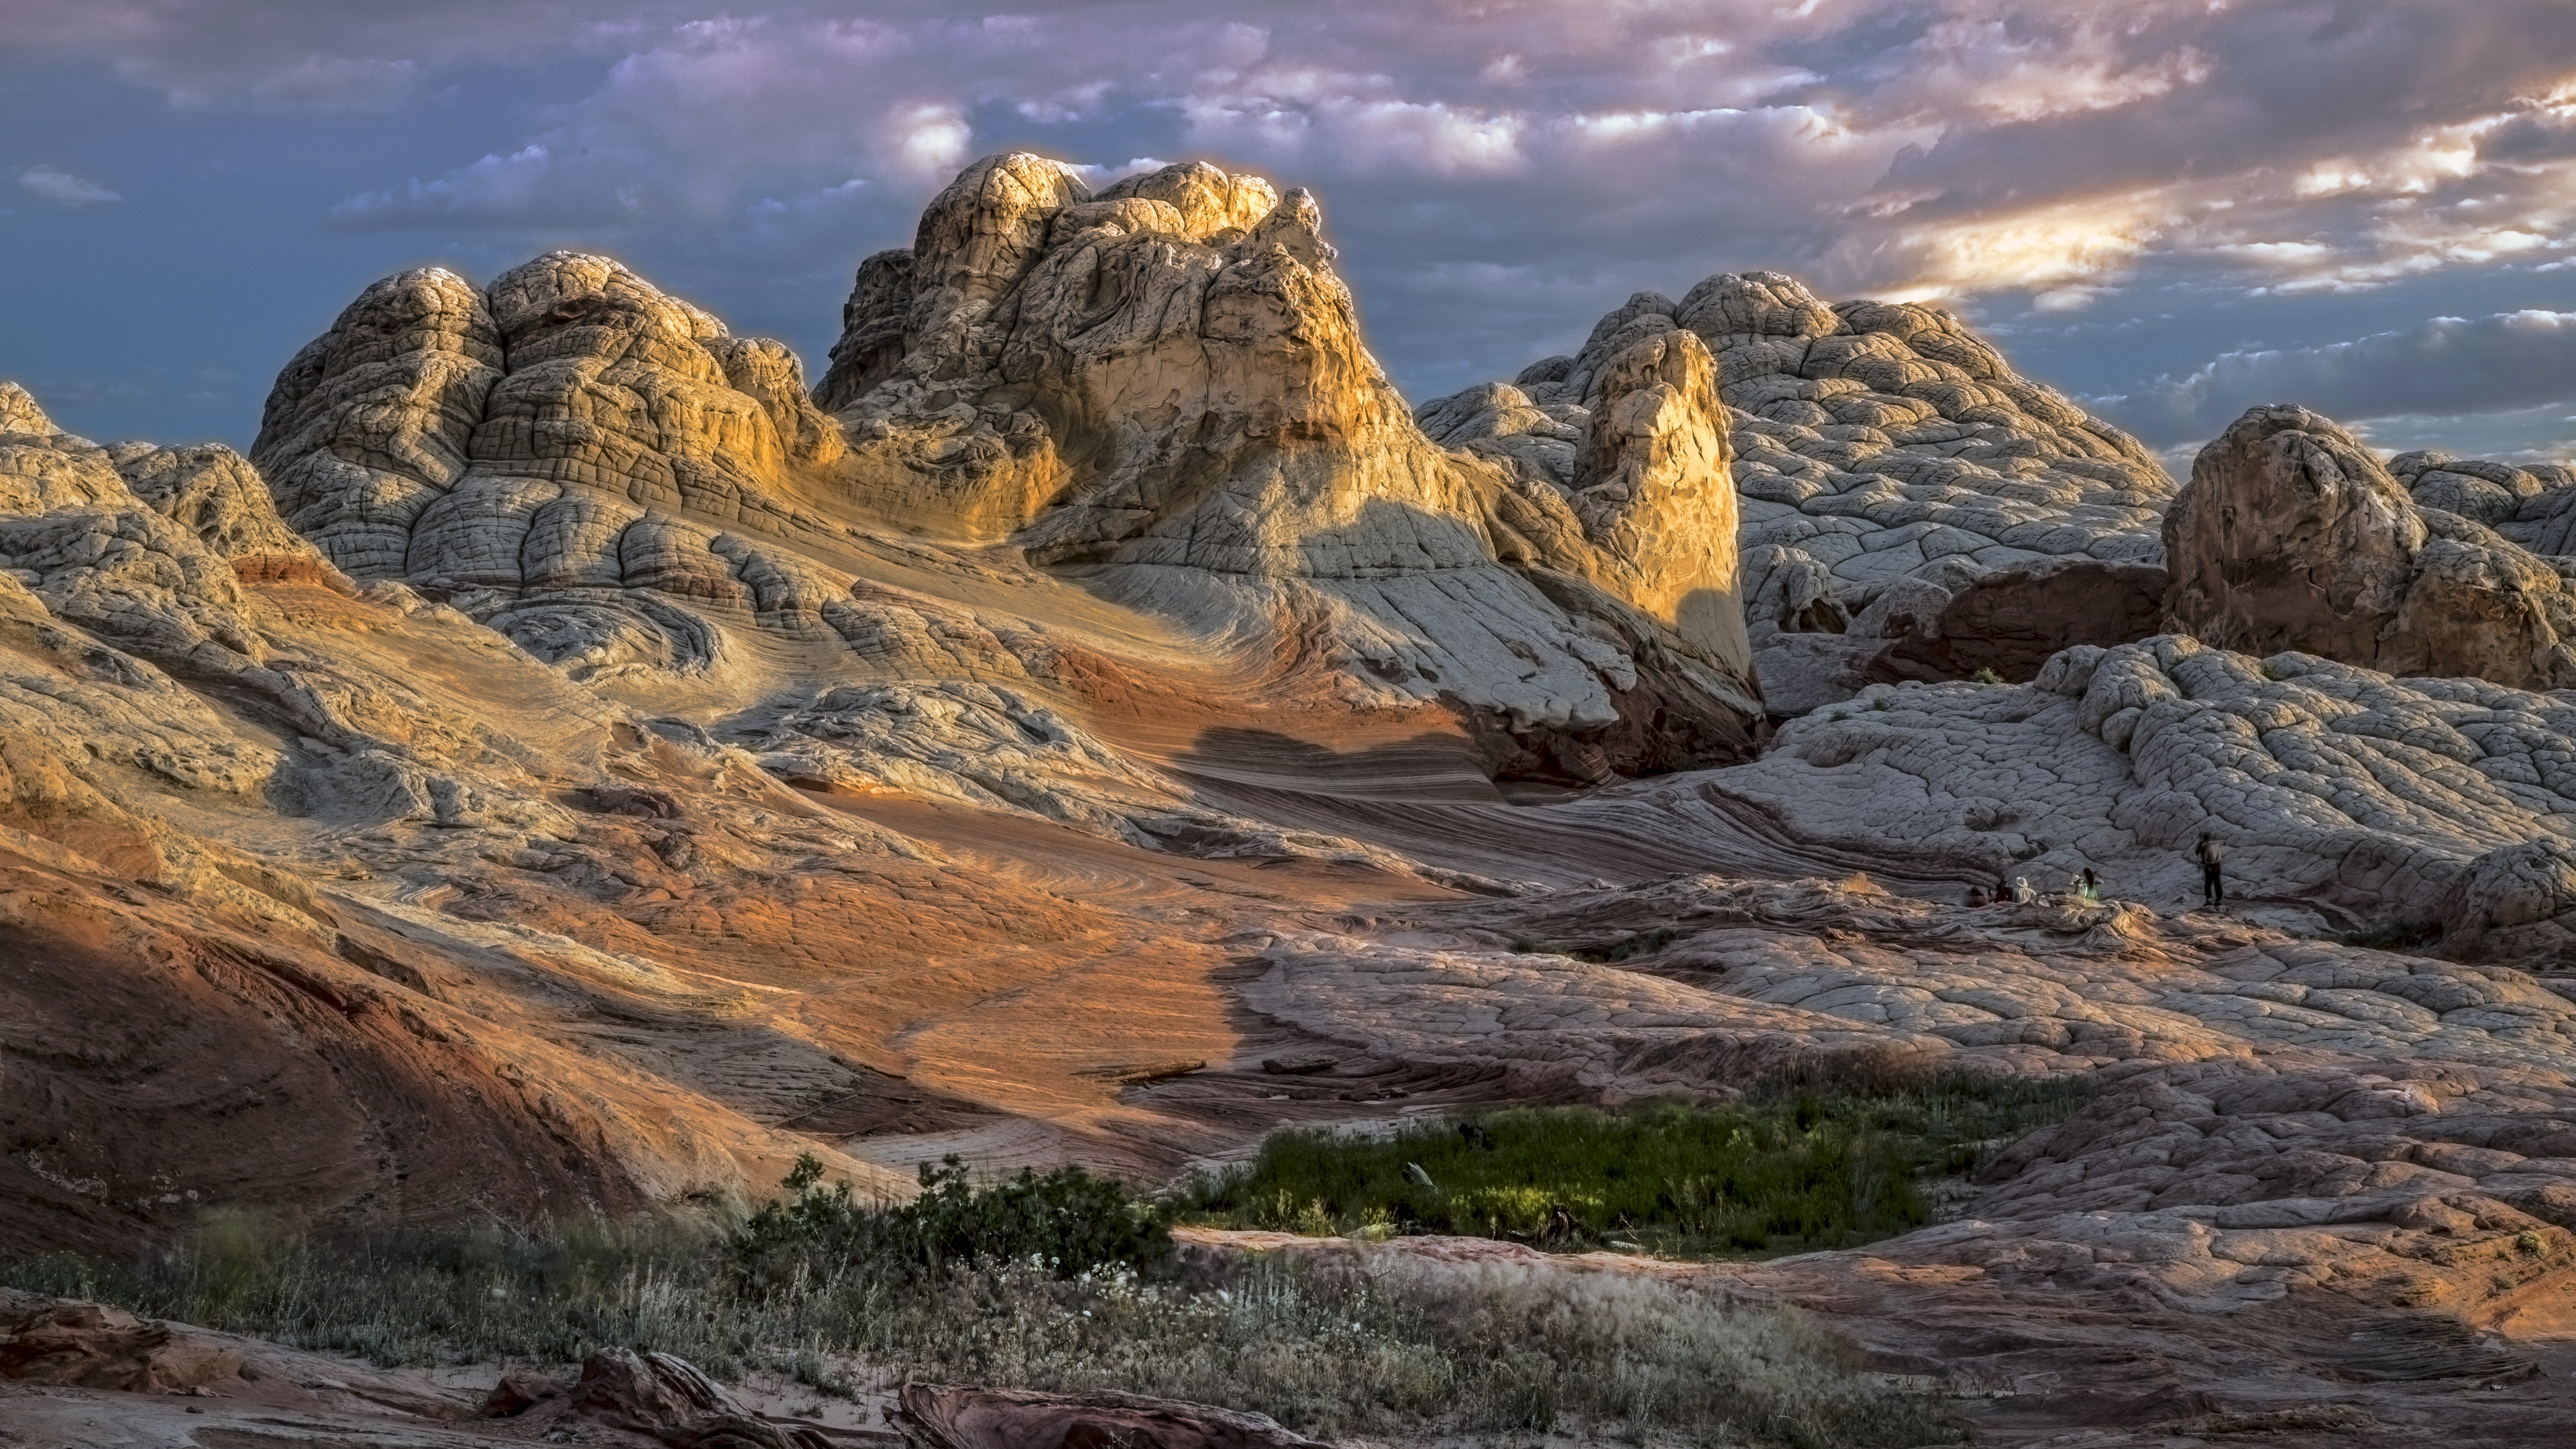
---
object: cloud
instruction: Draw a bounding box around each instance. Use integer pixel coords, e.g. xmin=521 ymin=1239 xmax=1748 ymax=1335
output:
xmin=2091 ymin=309 xmax=2576 ymax=443
xmin=17 ymin=166 xmax=121 ymax=207
xmin=330 ymin=145 xmax=627 ymax=227
xmin=13 ymin=0 xmax=2576 ymax=432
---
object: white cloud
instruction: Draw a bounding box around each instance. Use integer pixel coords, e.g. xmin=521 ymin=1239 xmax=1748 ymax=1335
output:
xmin=890 ymin=101 xmax=972 ymax=178
xmin=17 ymin=166 xmax=121 ymax=207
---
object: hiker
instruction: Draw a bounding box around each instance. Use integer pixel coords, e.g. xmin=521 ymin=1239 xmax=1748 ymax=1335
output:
xmin=1967 ymin=885 xmax=1988 ymax=908
xmin=2077 ymin=867 xmax=2101 ymax=904
xmin=1994 ymin=871 xmax=2014 ymax=904
xmin=2196 ymin=834 xmax=2224 ymax=910
xmin=2014 ymin=875 xmax=2035 ymax=904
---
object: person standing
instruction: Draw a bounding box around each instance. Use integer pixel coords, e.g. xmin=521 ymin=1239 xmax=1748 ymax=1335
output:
xmin=2077 ymin=867 xmax=2101 ymax=904
xmin=2196 ymin=835 xmax=2224 ymax=910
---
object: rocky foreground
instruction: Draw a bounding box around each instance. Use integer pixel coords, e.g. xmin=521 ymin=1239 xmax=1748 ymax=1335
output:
xmin=7 ymin=153 xmax=2576 ymax=1445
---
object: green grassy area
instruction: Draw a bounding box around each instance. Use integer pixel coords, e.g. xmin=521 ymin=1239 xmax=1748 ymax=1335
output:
xmin=1177 ymin=1069 xmax=2094 ymax=1256
xmin=1 ymin=1152 xmax=1964 ymax=1447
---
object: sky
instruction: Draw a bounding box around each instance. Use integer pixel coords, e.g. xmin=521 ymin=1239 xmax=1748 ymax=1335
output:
xmin=5 ymin=1 xmax=2576 ymax=474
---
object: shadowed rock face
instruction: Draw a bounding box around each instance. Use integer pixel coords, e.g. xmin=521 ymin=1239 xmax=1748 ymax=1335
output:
xmin=2164 ymin=405 xmax=2576 ymax=691
xmin=1863 ymin=557 xmax=2168 ymax=685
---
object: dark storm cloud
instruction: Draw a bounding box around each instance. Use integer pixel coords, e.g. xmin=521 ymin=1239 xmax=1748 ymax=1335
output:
xmin=2093 ymin=309 xmax=2576 ymax=445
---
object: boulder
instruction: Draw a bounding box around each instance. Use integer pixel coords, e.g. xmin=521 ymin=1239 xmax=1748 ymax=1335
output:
xmin=2163 ymin=405 xmax=2576 ymax=690
xmin=519 ymin=1347 xmax=829 ymax=1448
xmin=0 ymin=1300 xmax=243 ymax=1393
xmin=898 ymin=1383 xmax=1334 ymax=1449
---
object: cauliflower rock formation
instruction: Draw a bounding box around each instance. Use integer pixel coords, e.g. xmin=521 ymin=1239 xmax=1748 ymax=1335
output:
xmin=812 ymin=154 xmax=1763 ymax=777
xmin=255 ymin=155 xmax=1765 ymax=783
xmin=1421 ymin=272 xmax=2174 ymax=705
xmin=2166 ymin=405 xmax=2576 ymax=691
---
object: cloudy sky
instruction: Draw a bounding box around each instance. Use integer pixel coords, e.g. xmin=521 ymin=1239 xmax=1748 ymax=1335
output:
xmin=6 ymin=0 xmax=2576 ymax=470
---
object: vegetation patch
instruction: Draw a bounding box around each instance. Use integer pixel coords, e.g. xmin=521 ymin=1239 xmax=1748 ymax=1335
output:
xmin=2 ymin=1152 xmax=1964 ymax=1447
xmin=1177 ymin=1068 xmax=2093 ymax=1256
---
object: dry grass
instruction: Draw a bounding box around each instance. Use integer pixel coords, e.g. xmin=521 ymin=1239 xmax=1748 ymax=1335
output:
xmin=4 ymin=1206 xmax=1962 ymax=1447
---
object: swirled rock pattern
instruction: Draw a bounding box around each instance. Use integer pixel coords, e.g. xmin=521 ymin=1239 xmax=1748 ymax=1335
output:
xmin=252 ymin=154 xmax=1764 ymax=787
xmin=17 ymin=152 xmax=2576 ymax=1448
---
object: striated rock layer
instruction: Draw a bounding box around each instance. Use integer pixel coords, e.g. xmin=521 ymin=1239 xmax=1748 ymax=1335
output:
xmin=13 ymin=158 xmax=2576 ymax=1446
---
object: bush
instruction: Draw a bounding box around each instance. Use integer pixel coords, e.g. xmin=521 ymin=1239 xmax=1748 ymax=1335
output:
xmin=733 ymin=1153 xmax=1166 ymax=1290
xmin=1177 ymin=1068 xmax=2092 ymax=1256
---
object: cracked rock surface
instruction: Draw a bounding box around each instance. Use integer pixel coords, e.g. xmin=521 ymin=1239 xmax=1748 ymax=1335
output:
xmin=1421 ymin=272 xmax=2174 ymax=707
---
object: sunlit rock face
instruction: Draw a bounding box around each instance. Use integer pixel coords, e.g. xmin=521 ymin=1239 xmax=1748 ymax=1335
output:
xmin=21 ymin=153 xmax=2576 ymax=1448
xmin=252 ymin=154 xmax=1764 ymax=781
xmin=809 ymin=154 xmax=1764 ymax=778
xmin=2165 ymin=405 xmax=2576 ymax=692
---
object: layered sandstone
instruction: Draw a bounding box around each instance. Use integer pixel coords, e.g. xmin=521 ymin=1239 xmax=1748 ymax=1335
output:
xmin=812 ymin=154 xmax=1764 ymax=777
xmin=250 ymin=155 xmax=1764 ymax=787
xmin=11 ymin=157 xmax=2576 ymax=1448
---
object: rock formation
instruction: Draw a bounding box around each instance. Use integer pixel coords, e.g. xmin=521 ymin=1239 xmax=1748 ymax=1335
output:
xmin=14 ymin=153 xmax=2576 ymax=1448
xmin=252 ymin=155 xmax=1764 ymax=784
xmin=1709 ymin=632 xmax=2576 ymax=960
xmin=898 ymin=1383 xmax=1334 ymax=1449
xmin=1422 ymin=272 xmax=2174 ymax=707
xmin=2165 ymin=405 xmax=2576 ymax=690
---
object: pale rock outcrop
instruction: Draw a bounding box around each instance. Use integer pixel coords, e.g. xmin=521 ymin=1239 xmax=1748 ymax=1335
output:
xmin=2390 ymin=447 xmax=2576 ymax=553
xmin=2165 ymin=405 xmax=2576 ymax=690
xmin=258 ymin=156 xmax=1765 ymax=780
xmin=1712 ymin=631 xmax=2576 ymax=959
xmin=254 ymin=255 xmax=865 ymax=684
xmin=1426 ymin=272 xmax=2175 ymax=706
xmin=812 ymin=154 xmax=1764 ymax=777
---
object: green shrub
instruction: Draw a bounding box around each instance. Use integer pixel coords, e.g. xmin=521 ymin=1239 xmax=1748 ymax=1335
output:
xmin=1177 ymin=1068 xmax=2092 ymax=1257
xmin=734 ymin=1153 xmax=1166 ymax=1289
xmin=1969 ymin=667 xmax=2006 ymax=686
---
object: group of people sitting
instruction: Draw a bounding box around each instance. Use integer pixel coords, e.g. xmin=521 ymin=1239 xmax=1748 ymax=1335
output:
xmin=1968 ymin=867 xmax=2102 ymax=909
xmin=1962 ymin=836 xmax=2230 ymax=912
